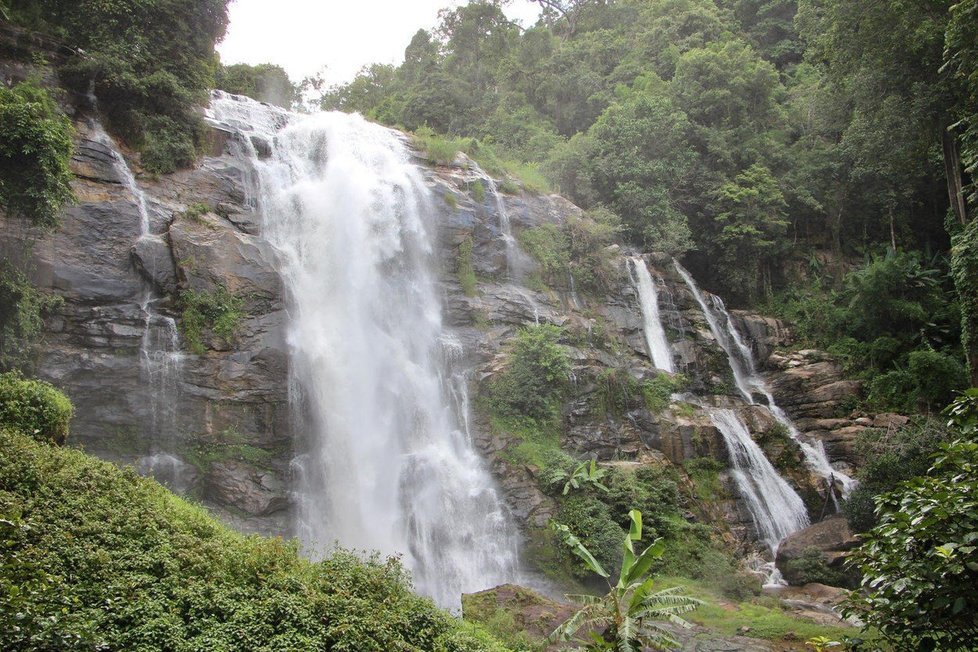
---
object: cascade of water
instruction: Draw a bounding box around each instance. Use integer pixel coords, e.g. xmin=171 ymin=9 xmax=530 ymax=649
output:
xmin=628 ymin=256 xmax=675 ymax=373
xmin=709 ymin=408 xmax=810 ymax=555
xmin=673 ymin=260 xmax=855 ymax=496
xmin=91 ymin=123 xmax=188 ymax=490
xmin=207 ymin=92 xmax=519 ymax=609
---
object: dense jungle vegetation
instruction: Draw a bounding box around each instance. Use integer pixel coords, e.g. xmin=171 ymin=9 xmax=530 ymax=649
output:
xmin=317 ymin=0 xmax=978 ymax=414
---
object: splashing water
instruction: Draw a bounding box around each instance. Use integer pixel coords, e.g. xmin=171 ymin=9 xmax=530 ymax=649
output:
xmin=709 ymin=409 xmax=810 ymax=553
xmin=207 ymin=92 xmax=518 ymax=608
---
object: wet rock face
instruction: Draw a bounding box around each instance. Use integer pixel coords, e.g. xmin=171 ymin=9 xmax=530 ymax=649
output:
xmin=9 ymin=117 xmax=878 ymax=550
xmin=1 ymin=121 xmax=292 ymax=536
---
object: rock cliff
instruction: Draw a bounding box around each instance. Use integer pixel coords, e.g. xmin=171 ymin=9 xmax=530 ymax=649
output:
xmin=1 ymin=88 xmax=884 ymax=568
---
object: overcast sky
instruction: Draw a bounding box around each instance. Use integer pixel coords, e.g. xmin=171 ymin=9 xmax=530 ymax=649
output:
xmin=217 ymin=1 xmax=542 ymax=87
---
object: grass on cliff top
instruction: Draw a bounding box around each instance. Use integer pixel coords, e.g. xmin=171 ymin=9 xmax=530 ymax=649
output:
xmin=411 ymin=127 xmax=551 ymax=194
xmin=0 ymin=426 xmax=509 ymax=651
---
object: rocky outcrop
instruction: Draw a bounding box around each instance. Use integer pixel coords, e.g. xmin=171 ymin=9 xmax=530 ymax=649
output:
xmin=1 ymin=116 xmax=291 ymax=535
xmin=775 ymin=516 xmax=860 ymax=587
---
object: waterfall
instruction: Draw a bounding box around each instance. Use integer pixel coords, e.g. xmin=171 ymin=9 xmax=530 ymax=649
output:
xmin=207 ymin=92 xmax=518 ymax=608
xmin=92 ymin=124 xmax=190 ymax=491
xmin=628 ymin=256 xmax=675 ymax=373
xmin=709 ymin=409 xmax=809 ymax=556
xmin=673 ymin=261 xmax=854 ymax=496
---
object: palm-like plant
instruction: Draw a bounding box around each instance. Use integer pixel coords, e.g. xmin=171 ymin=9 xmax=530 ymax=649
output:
xmin=553 ymin=459 xmax=610 ymax=495
xmin=549 ymin=509 xmax=702 ymax=651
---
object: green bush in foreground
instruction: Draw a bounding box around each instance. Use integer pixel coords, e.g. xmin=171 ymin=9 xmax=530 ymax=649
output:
xmin=0 ymin=427 xmax=509 ymax=651
xmin=0 ymin=371 xmax=72 ymax=445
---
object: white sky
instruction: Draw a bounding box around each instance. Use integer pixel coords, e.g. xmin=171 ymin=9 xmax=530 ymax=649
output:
xmin=218 ymin=1 xmax=542 ymax=87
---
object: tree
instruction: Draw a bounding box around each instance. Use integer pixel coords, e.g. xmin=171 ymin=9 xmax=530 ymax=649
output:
xmin=215 ymin=63 xmax=296 ymax=108
xmin=549 ymin=509 xmax=701 ymax=651
xmin=585 ymin=76 xmax=696 ymax=253
xmin=844 ymin=390 xmax=978 ymax=649
xmin=713 ymin=163 xmax=788 ymax=300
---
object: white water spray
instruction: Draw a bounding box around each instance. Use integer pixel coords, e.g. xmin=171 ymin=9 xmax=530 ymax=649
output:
xmin=207 ymin=92 xmax=518 ymax=608
xmin=629 ymin=256 xmax=675 ymax=372
xmin=710 ymin=409 xmax=809 ymax=553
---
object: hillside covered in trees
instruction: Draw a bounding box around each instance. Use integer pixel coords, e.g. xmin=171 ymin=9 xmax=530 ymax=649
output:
xmin=320 ymin=0 xmax=978 ymax=411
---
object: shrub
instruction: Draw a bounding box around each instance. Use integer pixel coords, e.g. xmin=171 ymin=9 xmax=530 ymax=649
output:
xmin=553 ymin=495 xmax=624 ymax=580
xmin=0 ymin=371 xmax=72 ymax=445
xmin=844 ymin=435 xmax=978 ymax=648
xmin=0 ymin=81 xmax=74 ymax=228
xmin=487 ymin=325 xmax=570 ymax=422
xmin=0 ymin=428 xmax=509 ymax=651
xmin=179 ymin=286 xmax=245 ymax=354
xmin=0 ymin=263 xmax=62 ymax=372
xmin=843 ymin=416 xmax=953 ymax=532
xmin=642 ymin=372 xmax=687 ymax=413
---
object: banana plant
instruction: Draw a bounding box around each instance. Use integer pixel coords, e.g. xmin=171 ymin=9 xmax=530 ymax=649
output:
xmin=554 ymin=459 xmax=610 ymax=495
xmin=549 ymin=510 xmax=701 ymax=651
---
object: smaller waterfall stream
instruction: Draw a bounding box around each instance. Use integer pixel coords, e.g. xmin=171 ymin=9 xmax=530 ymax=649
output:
xmin=709 ymin=409 xmax=810 ymax=555
xmin=629 ymin=256 xmax=675 ymax=372
xmin=673 ymin=260 xmax=854 ymax=497
xmin=93 ymin=124 xmax=190 ymax=491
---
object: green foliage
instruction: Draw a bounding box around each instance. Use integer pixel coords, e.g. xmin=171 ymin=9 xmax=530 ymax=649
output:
xmin=0 ymin=81 xmax=74 ymax=228
xmin=10 ymin=0 xmax=229 ymax=173
xmin=951 ymin=218 xmax=978 ymax=384
xmin=713 ymin=164 xmax=788 ymax=301
xmin=642 ymin=372 xmax=687 ymax=414
xmin=0 ymin=428 xmax=509 ymax=651
xmin=519 ymin=209 xmax=620 ymax=295
xmin=179 ymin=286 xmax=245 ymax=355
xmin=769 ymin=252 xmax=966 ymax=410
xmin=843 ymin=417 xmax=953 ymax=533
xmin=215 ymin=63 xmax=296 ymax=108
xmin=0 ymin=263 xmax=62 ymax=372
xmin=592 ymin=367 xmax=643 ymax=418
xmin=553 ymin=459 xmax=610 ymax=496
xmin=0 ymin=371 xmax=73 ymax=446
xmin=549 ymin=509 xmax=701 ymax=651
xmin=844 ymin=435 xmax=978 ymax=648
xmin=552 ymin=496 xmax=623 ymax=581
xmin=413 ymin=126 xmax=465 ymax=165
xmin=487 ymin=325 xmax=570 ymax=422
xmin=457 ymin=237 xmax=478 ymax=296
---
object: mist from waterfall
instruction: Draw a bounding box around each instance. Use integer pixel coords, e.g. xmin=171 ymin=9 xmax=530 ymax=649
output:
xmin=207 ymin=92 xmax=518 ymax=608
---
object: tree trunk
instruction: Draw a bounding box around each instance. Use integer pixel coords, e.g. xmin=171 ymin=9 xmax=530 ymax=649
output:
xmin=943 ymin=128 xmax=968 ymax=227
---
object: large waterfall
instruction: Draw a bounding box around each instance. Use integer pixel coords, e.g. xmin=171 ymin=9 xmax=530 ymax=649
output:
xmin=208 ymin=92 xmax=518 ymax=608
